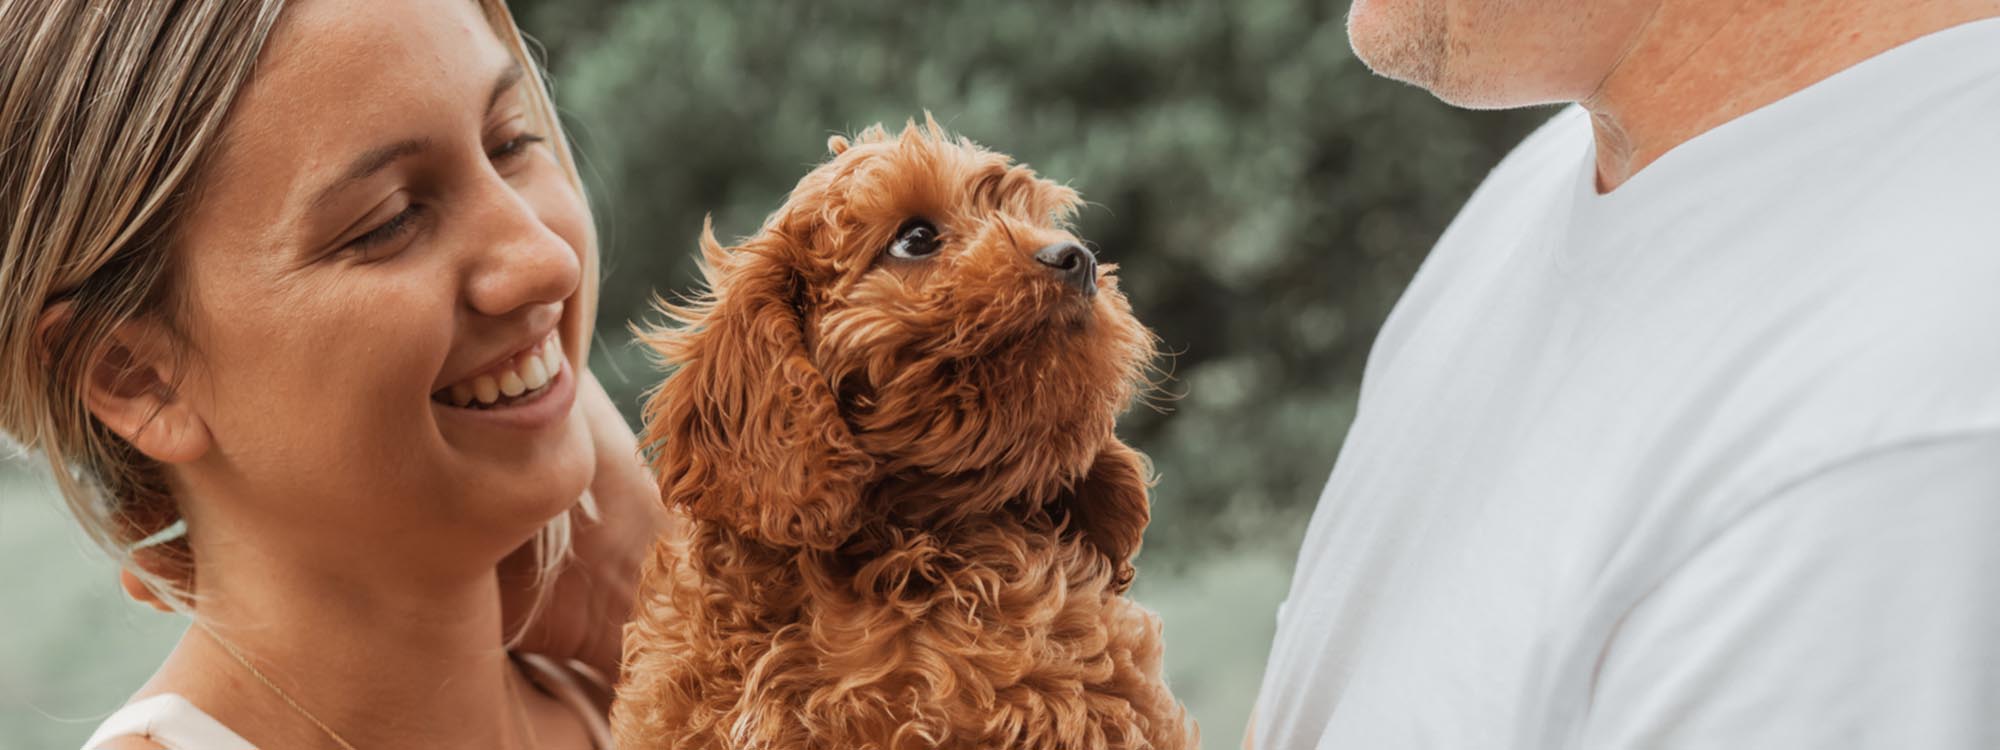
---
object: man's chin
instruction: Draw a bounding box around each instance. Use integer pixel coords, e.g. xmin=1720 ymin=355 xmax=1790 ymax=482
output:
xmin=1347 ymin=2 xmax=1574 ymax=111
xmin=1347 ymin=0 xmax=1449 ymax=89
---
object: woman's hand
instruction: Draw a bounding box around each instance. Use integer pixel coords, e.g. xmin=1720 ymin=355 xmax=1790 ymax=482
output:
xmin=499 ymin=369 xmax=671 ymax=682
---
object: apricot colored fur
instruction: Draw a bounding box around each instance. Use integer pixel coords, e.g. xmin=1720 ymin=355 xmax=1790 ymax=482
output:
xmin=613 ymin=118 xmax=1193 ymax=750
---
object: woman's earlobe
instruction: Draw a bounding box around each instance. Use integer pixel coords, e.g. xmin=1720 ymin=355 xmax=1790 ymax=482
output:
xmin=68 ymin=317 xmax=213 ymax=465
xmin=119 ymin=566 xmax=175 ymax=613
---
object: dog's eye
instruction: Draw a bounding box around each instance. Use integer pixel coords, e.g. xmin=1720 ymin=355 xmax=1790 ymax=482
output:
xmin=887 ymin=219 xmax=942 ymax=259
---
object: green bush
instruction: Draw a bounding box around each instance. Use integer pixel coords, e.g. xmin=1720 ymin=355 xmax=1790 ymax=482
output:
xmin=518 ymin=0 xmax=1546 ymax=555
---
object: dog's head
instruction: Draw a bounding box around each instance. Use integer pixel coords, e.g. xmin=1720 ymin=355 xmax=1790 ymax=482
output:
xmin=641 ymin=118 xmax=1157 ymax=575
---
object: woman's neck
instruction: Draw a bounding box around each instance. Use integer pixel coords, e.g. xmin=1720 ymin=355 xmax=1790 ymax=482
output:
xmin=1582 ymin=0 xmax=2000 ymax=192
xmin=143 ymin=527 xmax=540 ymax=749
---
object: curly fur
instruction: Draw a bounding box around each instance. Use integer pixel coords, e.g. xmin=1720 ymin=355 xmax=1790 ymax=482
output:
xmin=613 ymin=117 xmax=1193 ymax=750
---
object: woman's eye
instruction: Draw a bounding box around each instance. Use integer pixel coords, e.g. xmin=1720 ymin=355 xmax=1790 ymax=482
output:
xmin=346 ymin=204 xmax=425 ymax=257
xmin=489 ymin=133 xmax=546 ymax=163
xmin=887 ymin=219 xmax=942 ymax=259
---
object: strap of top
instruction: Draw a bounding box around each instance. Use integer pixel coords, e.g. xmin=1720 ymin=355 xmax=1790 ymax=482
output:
xmin=513 ymin=652 xmax=617 ymax=749
xmin=81 ymin=694 xmax=257 ymax=750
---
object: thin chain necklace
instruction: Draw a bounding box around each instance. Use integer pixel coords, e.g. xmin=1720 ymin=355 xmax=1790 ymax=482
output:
xmin=196 ymin=620 xmax=539 ymax=749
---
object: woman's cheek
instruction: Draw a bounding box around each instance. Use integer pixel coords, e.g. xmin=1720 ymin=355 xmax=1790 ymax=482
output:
xmin=224 ymin=276 xmax=449 ymax=468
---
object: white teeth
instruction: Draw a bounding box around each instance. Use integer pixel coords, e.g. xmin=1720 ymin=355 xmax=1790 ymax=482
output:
xmin=473 ymin=375 xmax=500 ymax=404
xmin=522 ymin=357 xmax=550 ymax=390
xmin=437 ymin=332 xmax=562 ymax=408
xmin=541 ymin=341 xmax=562 ymax=375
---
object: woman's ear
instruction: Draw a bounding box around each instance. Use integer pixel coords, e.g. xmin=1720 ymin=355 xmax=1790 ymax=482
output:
xmin=119 ymin=566 xmax=175 ymax=613
xmin=640 ymin=220 xmax=872 ymax=550
xmin=41 ymin=304 xmax=211 ymax=465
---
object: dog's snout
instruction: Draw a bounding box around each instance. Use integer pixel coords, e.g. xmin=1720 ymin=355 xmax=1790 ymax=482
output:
xmin=1033 ymin=242 xmax=1097 ymax=297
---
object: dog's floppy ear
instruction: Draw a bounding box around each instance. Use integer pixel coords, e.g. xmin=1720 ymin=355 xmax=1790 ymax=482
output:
xmin=641 ymin=220 xmax=872 ymax=550
xmin=1064 ymin=440 xmax=1153 ymax=592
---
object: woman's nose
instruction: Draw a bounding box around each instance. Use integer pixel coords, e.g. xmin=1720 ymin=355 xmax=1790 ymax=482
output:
xmin=462 ymin=179 xmax=581 ymax=319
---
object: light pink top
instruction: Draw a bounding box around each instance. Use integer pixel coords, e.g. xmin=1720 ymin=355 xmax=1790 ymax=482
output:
xmin=81 ymin=654 xmax=613 ymax=749
xmin=82 ymin=694 xmax=253 ymax=750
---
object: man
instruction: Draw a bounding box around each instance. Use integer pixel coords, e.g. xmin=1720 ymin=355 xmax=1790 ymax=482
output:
xmin=1253 ymin=0 xmax=2000 ymax=747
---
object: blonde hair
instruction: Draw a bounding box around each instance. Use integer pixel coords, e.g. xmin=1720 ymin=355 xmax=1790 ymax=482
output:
xmin=0 ymin=0 xmax=597 ymax=620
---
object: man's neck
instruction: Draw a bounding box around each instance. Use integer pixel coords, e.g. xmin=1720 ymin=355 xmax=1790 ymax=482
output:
xmin=1582 ymin=0 xmax=2000 ymax=192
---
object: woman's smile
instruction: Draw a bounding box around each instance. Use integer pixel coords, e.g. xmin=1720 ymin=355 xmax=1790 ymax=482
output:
xmin=436 ymin=329 xmax=566 ymax=406
xmin=432 ymin=329 xmax=578 ymax=429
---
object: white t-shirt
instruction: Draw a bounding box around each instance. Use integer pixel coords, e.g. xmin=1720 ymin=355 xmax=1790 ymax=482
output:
xmin=1254 ymin=18 xmax=2000 ymax=750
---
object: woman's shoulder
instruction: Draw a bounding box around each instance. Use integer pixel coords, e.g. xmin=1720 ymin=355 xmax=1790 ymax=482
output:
xmin=80 ymin=693 xmax=255 ymax=750
xmin=92 ymin=738 xmax=167 ymax=750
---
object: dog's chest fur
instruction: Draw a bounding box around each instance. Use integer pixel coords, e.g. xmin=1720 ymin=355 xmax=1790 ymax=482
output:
xmin=618 ymin=516 xmax=1191 ymax=749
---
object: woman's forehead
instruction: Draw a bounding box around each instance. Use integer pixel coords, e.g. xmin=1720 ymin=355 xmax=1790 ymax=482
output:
xmin=195 ymin=0 xmax=513 ymax=236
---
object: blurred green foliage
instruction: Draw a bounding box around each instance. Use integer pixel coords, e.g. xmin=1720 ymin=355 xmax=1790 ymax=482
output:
xmin=7 ymin=3 xmax=1553 ymax=747
xmin=521 ymin=0 xmax=1545 ymax=554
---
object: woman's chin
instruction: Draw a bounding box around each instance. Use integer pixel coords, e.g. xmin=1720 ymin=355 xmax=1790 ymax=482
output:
xmin=489 ymin=436 xmax=595 ymax=522
xmin=437 ymin=416 xmax=597 ymax=547
xmin=427 ymin=355 xmax=596 ymax=502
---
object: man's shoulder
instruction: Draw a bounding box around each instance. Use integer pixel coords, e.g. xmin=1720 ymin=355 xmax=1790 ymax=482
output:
xmin=1786 ymin=42 xmax=2000 ymax=233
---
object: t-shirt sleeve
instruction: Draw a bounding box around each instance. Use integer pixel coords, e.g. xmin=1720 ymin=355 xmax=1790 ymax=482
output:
xmin=1580 ymin=432 xmax=2000 ymax=749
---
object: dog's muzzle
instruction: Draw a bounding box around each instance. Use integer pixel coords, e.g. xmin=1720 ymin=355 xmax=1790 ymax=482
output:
xmin=1034 ymin=242 xmax=1097 ymax=298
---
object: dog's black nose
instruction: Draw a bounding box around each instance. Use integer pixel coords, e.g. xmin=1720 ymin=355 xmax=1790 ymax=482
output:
xmin=1033 ymin=242 xmax=1097 ymax=297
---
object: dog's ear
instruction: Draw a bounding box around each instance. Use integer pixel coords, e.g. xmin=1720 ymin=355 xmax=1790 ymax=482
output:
xmin=641 ymin=220 xmax=872 ymax=550
xmin=827 ymin=134 xmax=851 ymax=155
xmin=1064 ymin=440 xmax=1153 ymax=592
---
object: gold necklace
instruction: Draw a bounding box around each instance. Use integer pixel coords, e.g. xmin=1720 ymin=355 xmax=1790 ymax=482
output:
xmin=197 ymin=620 xmax=539 ymax=749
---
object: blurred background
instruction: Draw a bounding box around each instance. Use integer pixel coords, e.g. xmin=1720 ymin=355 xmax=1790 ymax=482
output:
xmin=2 ymin=0 xmax=1547 ymax=746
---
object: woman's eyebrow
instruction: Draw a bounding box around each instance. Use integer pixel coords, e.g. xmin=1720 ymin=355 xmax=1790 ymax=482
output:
xmin=306 ymin=62 xmax=526 ymax=213
xmin=310 ymin=137 xmax=432 ymax=211
xmin=488 ymin=60 xmax=525 ymax=113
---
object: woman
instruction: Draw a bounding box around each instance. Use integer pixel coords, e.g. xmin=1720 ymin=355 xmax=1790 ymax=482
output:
xmin=0 ymin=0 xmax=667 ymax=747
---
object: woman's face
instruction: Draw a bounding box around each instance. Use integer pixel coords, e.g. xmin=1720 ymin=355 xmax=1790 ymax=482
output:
xmin=168 ymin=0 xmax=594 ymax=568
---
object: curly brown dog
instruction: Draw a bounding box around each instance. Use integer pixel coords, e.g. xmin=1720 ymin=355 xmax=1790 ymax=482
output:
xmin=612 ymin=118 xmax=1193 ymax=750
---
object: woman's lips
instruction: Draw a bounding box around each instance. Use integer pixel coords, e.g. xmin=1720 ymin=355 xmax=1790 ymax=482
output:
xmin=432 ymin=331 xmax=564 ymax=409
